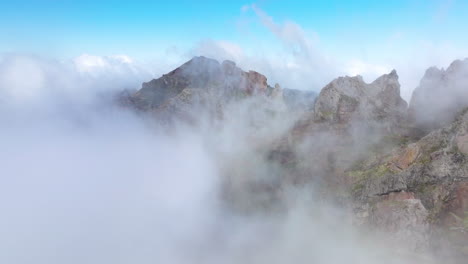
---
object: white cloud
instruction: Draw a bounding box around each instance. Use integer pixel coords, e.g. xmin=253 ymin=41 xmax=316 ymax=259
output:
xmin=74 ymin=54 xmax=109 ymax=71
xmin=345 ymin=60 xmax=392 ymax=81
xmin=0 ymin=55 xmax=46 ymax=100
xmin=0 ymin=52 xmax=439 ymax=264
xmin=187 ymin=4 xmax=468 ymax=102
xmin=191 ymin=40 xmax=245 ymax=62
xmin=249 ymin=4 xmax=334 ymax=78
xmin=0 ymin=53 xmax=153 ymax=107
xmin=73 ymin=53 xmax=147 ymax=77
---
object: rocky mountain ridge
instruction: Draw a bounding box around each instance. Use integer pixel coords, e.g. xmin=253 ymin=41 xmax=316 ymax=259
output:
xmin=123 ymin=56 xmax=315 ymax=116
xmin=123 ymin=56 xmax=468 ymax=262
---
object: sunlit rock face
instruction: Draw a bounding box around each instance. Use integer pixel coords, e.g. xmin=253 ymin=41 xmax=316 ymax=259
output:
xmin=314 ymin=70 xmax=407 ymax=132
xmin=121 ymin=56 xmax=314 ymax=124
xmin=130 ymin=56 xmax=269 ymax=111
xmin=409 ymin=58 xmax=468 ymax=133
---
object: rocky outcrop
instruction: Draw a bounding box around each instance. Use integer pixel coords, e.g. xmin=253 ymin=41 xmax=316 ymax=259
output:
xmin=409 ymin=58 xmax=468 ymax=133
xmin=349 ymin=108 xmax=468 ymax=257
xmin=369 ymin=191 xmax=430 ymax=251
xmin=124 ymin=56 xmax=317 ymax=121
xmin=130 ymin=56 xmax=269 ymax=111
xmin=269 ymin=63 xmax=468 ymax=258
xmin=314 ymin=70 xmax=407 ymax=132
xmin=271 ymin=71 xmax=409 ymax=196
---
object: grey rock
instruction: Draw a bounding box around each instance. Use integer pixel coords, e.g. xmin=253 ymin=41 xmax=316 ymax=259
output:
xmin=131 ymin=56 xmax=269 ymax=111
xmin=314 ymin=70 xmax=407 ymax=132
xmin=349 ymin=108 xmax=468 ymax=257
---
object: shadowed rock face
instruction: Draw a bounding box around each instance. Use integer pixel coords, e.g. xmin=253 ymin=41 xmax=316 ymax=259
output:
xmin=409 ymin=58 xmax=468 ymax=133
xmin=314 ymin=70 xmax=407 ymax=132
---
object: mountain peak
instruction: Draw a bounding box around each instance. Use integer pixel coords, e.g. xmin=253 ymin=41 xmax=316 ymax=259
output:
xmin=130 ymin=56 xmax=270 ymax=111
xmin=314 ymin=70 xmax=406 ymax=129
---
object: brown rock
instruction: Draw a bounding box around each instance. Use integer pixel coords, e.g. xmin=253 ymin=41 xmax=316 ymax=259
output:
xmin=245 ymin=71 xmax=267 ymax=94
xmin=442 ymin=182 xmax=468 ymax=227
xmin=130 ymin=56 xmax=271 ymax=110
xmin=391 ymin=144 xmax=420 ymax=170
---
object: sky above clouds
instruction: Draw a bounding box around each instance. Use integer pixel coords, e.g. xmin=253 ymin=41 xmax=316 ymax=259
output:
xmin=1 ymin=0 xmax=468 ymax=99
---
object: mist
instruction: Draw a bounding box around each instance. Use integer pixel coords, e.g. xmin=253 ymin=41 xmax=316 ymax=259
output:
xmin=0 ymin=54 xmax=439 ymax=264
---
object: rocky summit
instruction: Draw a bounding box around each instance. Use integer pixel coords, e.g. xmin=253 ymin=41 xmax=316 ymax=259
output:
xmin=123 ymin=56 xmax=468 ymax=262
xmin=129 ymin=56 xmax=269 ymax=110
xmin=122 ymin=56 xmax=317 ymax=124
xmin=314 ymin=70 xmax=407 ymax=132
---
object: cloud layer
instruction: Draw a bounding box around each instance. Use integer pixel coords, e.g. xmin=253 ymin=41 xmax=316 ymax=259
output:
xmin=0 ymin=54 xmax=439 ymax=264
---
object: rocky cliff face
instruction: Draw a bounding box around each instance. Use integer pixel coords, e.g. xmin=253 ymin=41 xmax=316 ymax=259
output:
xmin=349 ymin=108 xmax=468 ymax=258
xmin=314 ymin=70 xmax=407 ymax=132
xmin=267 ymin=70 xmax=409 ymax=196
xmin=267 ymin=60 xmax=468 ymax=260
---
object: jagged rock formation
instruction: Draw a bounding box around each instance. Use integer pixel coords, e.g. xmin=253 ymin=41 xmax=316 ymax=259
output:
xmin=269 ymin=70 xmax=409 ymax=191
xmin=269 ymin=63 xmax=468 ymax=259
xmin=409 ymin=58 xmax=468 ymax=133
xmin=314 ymin=70 xmax=407 ymax=132
xmin=130 ymin=57 xmax=264 ymax=109
xmin=124 ymin=56 xmax=314 ymax=121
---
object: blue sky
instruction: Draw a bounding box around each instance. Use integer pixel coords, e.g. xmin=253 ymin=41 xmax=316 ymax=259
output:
xmin=1 ymin=0 xmax=466 ymax=57
xmin=1 ymin=0 xmax=467 ymax=97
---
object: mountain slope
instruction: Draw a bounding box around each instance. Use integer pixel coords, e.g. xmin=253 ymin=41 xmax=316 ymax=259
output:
xmin=121 ymin=56 xmax=468 ymax=262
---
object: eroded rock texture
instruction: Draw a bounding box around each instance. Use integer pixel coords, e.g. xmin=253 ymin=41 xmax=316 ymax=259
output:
xmin=349 ymin=108 xmax=468 ymax=257
xmin=314 ymin=70 xmax=407 ymax=132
